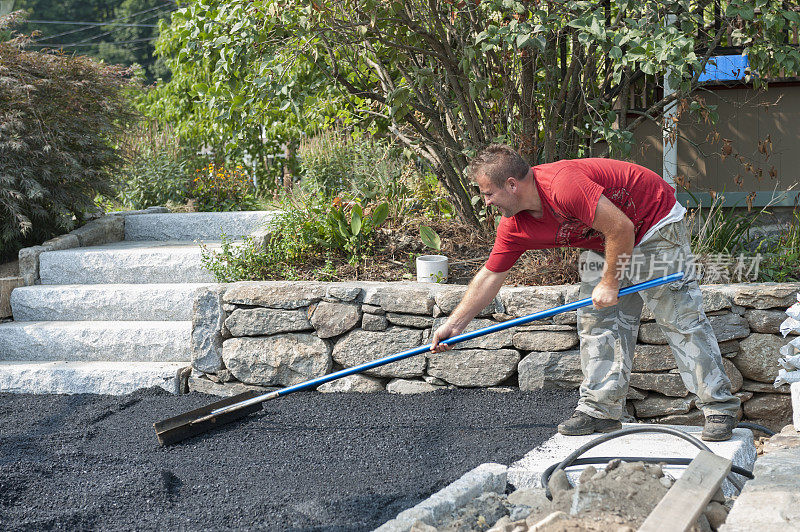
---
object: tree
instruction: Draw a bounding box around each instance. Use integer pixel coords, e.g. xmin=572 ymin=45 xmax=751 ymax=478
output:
xmin=138 ymin=0 xmax=368 ymax=191
xmin=13 ymin=0 xmax=174 ymax=82
xmin=0 ymin=11 xmax=136 ymax=259
xmin=154 ymin=0 xmax=800 ymax=228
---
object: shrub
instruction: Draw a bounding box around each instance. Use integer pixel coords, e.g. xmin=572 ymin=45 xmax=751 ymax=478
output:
xmin=116 ymin=121 xmax=194 ymax=210
xmin=0 ymin=12 xmax=136 ymax=260
xmin=298 ymin=130 xmax=450 ymax=220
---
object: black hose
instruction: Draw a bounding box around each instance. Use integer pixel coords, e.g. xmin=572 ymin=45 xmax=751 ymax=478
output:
xmin=541 ymin=426 xmax=751 ymax=499
xmin=736 ymin=422 xmax=776 ymax=436
xmin=541 ymin=456 xmax=755 ymax=491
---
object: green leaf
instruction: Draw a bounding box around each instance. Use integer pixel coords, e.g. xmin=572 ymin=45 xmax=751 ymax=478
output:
xmin=372 ymin=203 xmax=389 ymax=227
xmin=420 ymin=225 xmax=441 ymax=251
xmin=351 ymin=204 xmax=363 ymax=235
xmin=609 ymin=46 xmax=622 ymax=60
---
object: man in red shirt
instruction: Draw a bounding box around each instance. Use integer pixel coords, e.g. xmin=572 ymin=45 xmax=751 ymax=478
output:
xmin=431 ymin=144 xmax=740 ymax=441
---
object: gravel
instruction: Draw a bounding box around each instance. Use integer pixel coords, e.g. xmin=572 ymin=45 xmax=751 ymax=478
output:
xmin=0 ymin=387 xmax=576 ymax=531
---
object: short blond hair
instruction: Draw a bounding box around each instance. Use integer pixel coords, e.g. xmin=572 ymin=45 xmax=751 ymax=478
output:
xmin=468 ymin=144 xmax=530 ymax=187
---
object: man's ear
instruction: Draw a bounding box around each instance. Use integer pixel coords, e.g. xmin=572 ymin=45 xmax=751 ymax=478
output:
xmin=506 ymin=177 xmax=517 ymax=192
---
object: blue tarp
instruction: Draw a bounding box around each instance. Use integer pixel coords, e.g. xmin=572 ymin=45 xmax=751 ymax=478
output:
xmin=699 ymin=54 xmax=750 ymax=82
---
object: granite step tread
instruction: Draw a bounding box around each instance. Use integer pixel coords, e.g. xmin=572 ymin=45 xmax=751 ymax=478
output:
xmin=0 ymin=320 xmax=192 ymax=362
xmin=124 ymin=210 xmax=278 ymax=241
xmin=0 ymin=360 xmax=185 ymax=395
xmin=10 ymin=283 xmax=210 ymax=321
xmin=38 ymin=241 xmax=229 ymax=284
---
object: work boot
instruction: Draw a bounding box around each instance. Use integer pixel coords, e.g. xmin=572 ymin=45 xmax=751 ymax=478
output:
xmin=557 ymin=410 xmax=622 ymax=436
xmin=701 ymin=415 xmax=736 ymax=441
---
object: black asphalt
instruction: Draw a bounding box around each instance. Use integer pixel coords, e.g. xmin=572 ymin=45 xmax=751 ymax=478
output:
xmin=0 ymin=387 xmax=576 ymax=531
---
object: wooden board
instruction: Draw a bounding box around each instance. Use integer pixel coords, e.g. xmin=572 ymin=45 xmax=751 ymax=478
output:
xmin=638 ymin=450 xmax=732 ymax=532
xmin=0 ymin=276 xmax=23 ymax=319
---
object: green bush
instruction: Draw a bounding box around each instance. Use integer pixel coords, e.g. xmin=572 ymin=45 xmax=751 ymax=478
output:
xmin=116 ymin=121 xmax=193 ymax=210
xmin=0 ymin=13 xmax=136 ymax=261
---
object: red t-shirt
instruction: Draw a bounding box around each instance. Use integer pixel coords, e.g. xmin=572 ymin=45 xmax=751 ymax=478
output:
xmin=485 ymin=158 xmax=676 ymax=273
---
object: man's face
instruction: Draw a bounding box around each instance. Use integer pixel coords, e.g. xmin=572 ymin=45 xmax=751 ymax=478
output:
xmin=476 ymin=173 xmax=519 ymax=218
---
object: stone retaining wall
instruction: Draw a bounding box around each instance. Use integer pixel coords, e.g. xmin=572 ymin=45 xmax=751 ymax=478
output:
xmin=192 ymin=281 xmax=800 ymax=429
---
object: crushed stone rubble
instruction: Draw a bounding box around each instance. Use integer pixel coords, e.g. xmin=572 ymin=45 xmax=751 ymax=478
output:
xmin=412 ymin=459 xmax=732 ymax=532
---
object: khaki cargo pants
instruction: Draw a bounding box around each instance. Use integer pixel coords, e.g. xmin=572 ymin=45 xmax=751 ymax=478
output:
xmin=576 ymin=219 xmax=741 ymax=421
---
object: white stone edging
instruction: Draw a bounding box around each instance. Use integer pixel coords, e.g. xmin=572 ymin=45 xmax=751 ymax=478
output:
xmin=374 ymin=462 xmax=508 ymax=532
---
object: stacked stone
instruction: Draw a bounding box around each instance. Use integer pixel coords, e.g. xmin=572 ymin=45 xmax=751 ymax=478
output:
xmin=191 ymin=280 xmax=800 ymax=428
xmin=630 ymin=284 xmax=799 ymax=431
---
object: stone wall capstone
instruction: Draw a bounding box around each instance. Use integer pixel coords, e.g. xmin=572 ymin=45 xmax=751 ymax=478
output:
xmin=192 ymin=280 xmax=800 ymax=427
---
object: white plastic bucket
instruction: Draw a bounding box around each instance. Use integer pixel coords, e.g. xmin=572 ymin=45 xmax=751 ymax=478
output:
xmin=416 ymin=255 xmax=448 ymax=283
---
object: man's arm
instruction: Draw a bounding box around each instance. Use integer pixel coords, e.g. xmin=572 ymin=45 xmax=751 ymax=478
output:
xmin=591 ymin=195 xmax=635 ymax=308
xmin=430 ymin=266 xmax=509 ymax=352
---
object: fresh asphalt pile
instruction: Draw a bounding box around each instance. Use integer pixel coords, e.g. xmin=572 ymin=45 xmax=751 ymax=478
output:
xmin=0 ymin=387 xmax=575 ymax=531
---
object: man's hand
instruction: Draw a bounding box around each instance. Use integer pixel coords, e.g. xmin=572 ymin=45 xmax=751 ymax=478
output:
xmin=591 ymin=279 xmax=619 ymax=309
xmin=431 ymin=322 xmax=462 ymax=352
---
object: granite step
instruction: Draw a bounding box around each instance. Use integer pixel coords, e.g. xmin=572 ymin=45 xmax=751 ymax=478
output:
xmin=0 ymin=321 xmax=191 ymax=362
xmin=10 ymin=283 xmax=209 ymax=321
xmin=38 ymin=241 xmax=226 ymax=284
xmin=123 ymin=210 xmax=278 ymax=241
xmin=0 ymin=361 xmax=185 ymax=395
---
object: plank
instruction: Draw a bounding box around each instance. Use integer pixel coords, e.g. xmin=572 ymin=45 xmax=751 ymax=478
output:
xmin=638 ymin=450 xmax=732 ymax=532
xmin=0 ymin=276 xmax=23 ymax=319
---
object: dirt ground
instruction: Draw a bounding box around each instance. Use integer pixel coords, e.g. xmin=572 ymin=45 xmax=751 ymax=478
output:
xmin=271 ymin=217 xmax=582 ymax=287
xmin=0 ymin=387 xmax=576 ymax=531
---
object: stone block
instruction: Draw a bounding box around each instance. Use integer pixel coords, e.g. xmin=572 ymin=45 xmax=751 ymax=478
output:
xmin=426 ymin=349 xmax=520 ymax=387
xmin=741 ymin=378 xmax=791 ymax=394
xmin=719 ymin=340 xmax=740 ymax=356
xmin=191 ymin=285 xmax=226 ymax=373
xmin=309 ymin=301 xmax=360 ymax=338
xmin=362 ymin=304 xmax=384 ymax=315
xmin=225 ymin=308 xmax=312 ymax=337
xmin=512 ymin=330 xmax=578 ymax=351
xmin=431 ymin=318 xmax=512 ymax=349
xmin=629 ymin=372 xmax=689 ymax=397
xmin=742 ymin=393 xmax=793 ymax=430
xmin=724 ymin=283 xmax=800 ymax=310
xmin=518 ymin=350 xmax=582 ymax=390
xmin=362 ymin=313 xmax=388 ymax=331
xmin=721 ymin=446 xmax=800 ymax=531
xmin=188 ymin=376 xmax=278 ymax=397
xmin=386 ymin=313 xmax=434 ymax=329
xmin=18 ymin=245 xmax=46 ymax=286
xmin=646 ymin=408 xmax=705 ymax=426
xmin=69 ymin=215 xmax=124 ymax=246
xmin=745 ymin=309 xmax=787 ymax=334
xmin=224 ymin=281 xmax=326 ymax=309
xmin=386 ymin=378 xmax=441 ymax=394
xmin=324 ymin=285 xmax=362 ymax=302
xmin=434 ymin=286 xmax=503 ymax=317
xmin=376 ymin=463 xmax=507 ymax=532
xmin=222 ymin=334 xmax=332 ymax=386
xmin=41 ymin=233 xmax=79 ymax=250
xmin=332 ymin=327 xmax=424 ymax=378
xmin=734 ymin=333 xmax=785 ymax=382
xmin=317 ymin=374 xmax=384 ymax=393
xmin=498 ymin=286 xmax=563 ymax=317
xmin=0 ymin=361 xmax=183 ymax=395
xmin=363 ymin=284 xmax=435 ymax=315
xmin=631 ymin=393 xmax=694 ymax=418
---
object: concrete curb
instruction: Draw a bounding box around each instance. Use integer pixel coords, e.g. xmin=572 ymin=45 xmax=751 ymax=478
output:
xmin=374 ymin=462 xmax=507 ymax=532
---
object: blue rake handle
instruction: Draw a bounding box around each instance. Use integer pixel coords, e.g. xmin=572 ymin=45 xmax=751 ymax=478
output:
xmin=204 ymin=271 xmax=685 ymax=418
